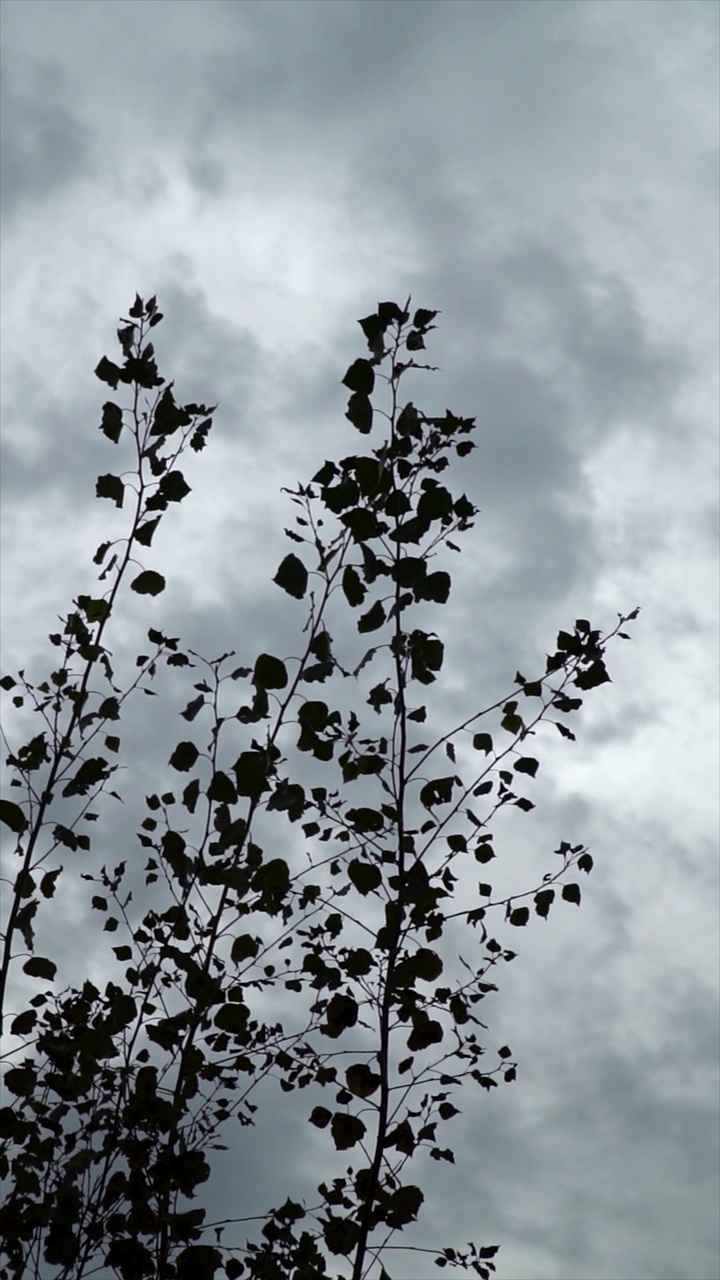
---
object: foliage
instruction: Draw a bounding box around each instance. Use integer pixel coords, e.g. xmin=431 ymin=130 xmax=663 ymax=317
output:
xmin=0 ymin=293 xmax=638 ymax=1279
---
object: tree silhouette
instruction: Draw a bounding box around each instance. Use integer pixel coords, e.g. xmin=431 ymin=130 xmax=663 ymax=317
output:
xmin=0 ymin=294 xmax=638 ymax=1279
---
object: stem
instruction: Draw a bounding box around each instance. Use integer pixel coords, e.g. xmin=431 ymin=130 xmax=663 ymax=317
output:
xmin=0 ymin=323 xmax=151 ymax=1027
xmin=352 ymin=323 xmax=409 ymax=1280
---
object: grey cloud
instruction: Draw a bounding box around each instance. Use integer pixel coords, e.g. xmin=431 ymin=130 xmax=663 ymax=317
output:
xmin=0 ymin=2 xmax=716 ymax=1278
xmin=0 ymin=62 xmax=91 ymax=220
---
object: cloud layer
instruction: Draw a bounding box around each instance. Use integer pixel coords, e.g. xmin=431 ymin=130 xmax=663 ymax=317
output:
xmin=1 ymin=3 xmax=718 ymax=1277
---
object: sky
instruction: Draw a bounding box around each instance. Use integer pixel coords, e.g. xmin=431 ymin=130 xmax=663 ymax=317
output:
xmin=0 ymin=2 xmax=718 ymax=1278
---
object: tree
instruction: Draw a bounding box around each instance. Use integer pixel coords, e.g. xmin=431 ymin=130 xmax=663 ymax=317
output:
xmin=0 ymin=294 xmax=637 ymax=1280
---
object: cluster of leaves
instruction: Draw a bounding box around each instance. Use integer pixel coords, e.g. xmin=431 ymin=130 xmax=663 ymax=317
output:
xmin=0 ymin=295 xmax=638 ymax=1280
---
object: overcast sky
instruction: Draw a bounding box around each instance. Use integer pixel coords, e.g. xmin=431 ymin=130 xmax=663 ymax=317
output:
xmin=1 ymin=2 xmax=718 ymax=1279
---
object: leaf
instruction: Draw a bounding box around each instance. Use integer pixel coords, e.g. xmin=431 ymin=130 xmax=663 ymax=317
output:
xmin=330 ymin=1111 xmax=366 ymax=1151
xmin=251 ymin=858 xmax=290 ymax=912
xmin=407 ymin=1013 xmax=443 ymax=1052
xmin=395 ymin=555 xmax=425 ymax=589
xmin=310 ymin=627 xmax=332 ymax=663
xmin=522 ymin=680 xmax=543 ymax=697
xmin=322 ymin=992 xmax=358 ymax=1039
xmin=253 ymin=653 xmax=288 ymax=690
xmin=554 ymin=694 xmax=583 ymax=713
xmin=346 ymin=807 xmax=384 ymax=833
xmin=267 ymin=778 xmax=306 ymax=821
xmin=421 ymin=571 xmax=451 ymax=604
xmin=342 ymin=358 xmax=375 ymax=396
xmin=344 ymin=948 xmax=373 ymax=977
xmin=385 ymin=489 xmax=411 ymax=517
xmin=163 ymin=469 xmax=192 ymax=502
xmin=95 ymin=355 xmax=122 ymax=388
xmin=78 ymin=595 xmax=110 ymax=624
xmin=345 ymin=391 xmax=373 ymax=435
xmin=40 ymin=868 xmax=62 ymax=898
xmin=169 ymin=741 xmax=200 ymax=772
xmin=562 ymin=882 xmax=581 ymax=905
xmin=449 ymin=993 xmax=469 ymax=1024
xmin=54 ymin=824 xmax=81 ymax=850
xmin=575 ymin=660 xmax=611 ymax=690
xmin=96 ymin=473 xmax=125 ymax=507
xmin=418 ymin=483 xmax=453 ymax=522
xmin=397 ymin=402 xmax=421 ymax=436
xmin=324 ymin=478 xmax=359 ymax=513
xmin=313 ymin=460 xmax=337 ymax=485
xmin=176 ymin=1246 xmax=223 ymax=1280
xmin=62 ymin=756 xmax=110 ymax=797
xmin=342 ymin=565 xmax=366 ymax=607
xmin=446 ymin=833 xmax=466 ymax=853
xmin=15 ymin=732 xmax=49 ymax=772
xmin=231 ymin=935 xmax=260 ymax=965
xmin=323 ymin=1215 xmax=360 ymax=1257
xmin=534 ymin=888 xmax=555 ymax=920
xmin=410 ymin=631 xmax=444 ymax=684
xmin=345 ymin=1063 xmax=381 ymax=1098
xmin=181 ymin=694 xmax=205 ymax=722
xmin=347 ymin=859 xmax=382 ymax=895
xmin=388 ymin=513 xmax=431 ymax=545
xmin=100 ymin=401 xmax=123 ymax=443
xmin=413 ymin=948 xmax=443 ymax=981
xmin=233 ymin=750 xmax=272 ymax=800
xmin=10 ymin=1008 xmax=37 ymax=1037
xmin=414 ymin=307 xmax=438 ymax=327
xmin=309 ymin=1105 xmax=332 ymax=1129
xmin=214 ymin=1003 xmax=249 ymax=1034
xmin=357 ymin=600 xmax=386 ymax=634
xmin=182 ymin=777 xmax=200 ymax=813
xmin=341 ymin=507 xmax=386 ymax=541
xmin=149 ymin=385 xmax=191 ymax=437
xmin=368 ymin=681 xmax=392 ymax=712
xmin=274 ymin=553 xmax=308 ymax=599
xmin=130 ymin=570 xmax=166 ymax=597
xmin=387 ymin=1184 xmax=424 ymax=1227
xmin=0 ymin=798 xmax=27 ymax=833
xmin=394 ymin=948 xmax=443 ymax=985
xmin=419 ymin=776 xmax=456 ymax=808
xmin=508 ymin=906 xmax=529 ymax=927
xmin=4 ymin=1065 xmax=37 ymax=1097
xmin=135 ymin=516 xmax=161 ymax=547
xmin=207 ymin=771 xmax=238 ymax=805
xmin=23 ymin=956 xmax=57 ymax=981
xmin=386 ymin=1118 xmax=415 ymax=1154
xmin=514 ymin=757 xmax=539 ymax=778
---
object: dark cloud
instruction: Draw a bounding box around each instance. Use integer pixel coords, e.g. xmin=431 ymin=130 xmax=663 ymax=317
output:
xmin=0 ymin=60 xmax=92 ymax=219
xmin=0 ymin=2 xmax=716 ymax=1278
